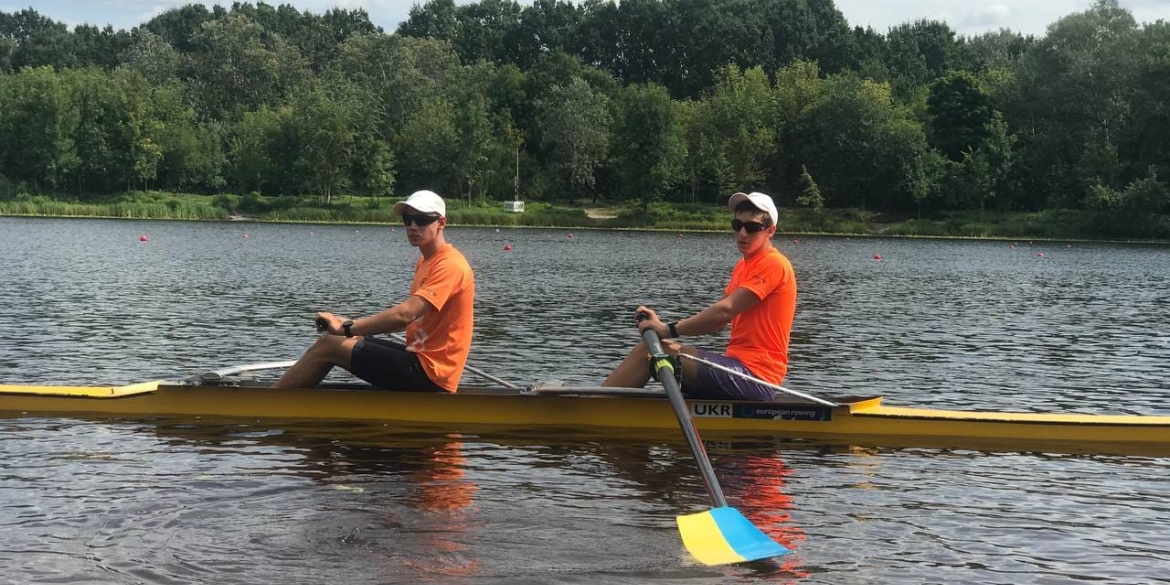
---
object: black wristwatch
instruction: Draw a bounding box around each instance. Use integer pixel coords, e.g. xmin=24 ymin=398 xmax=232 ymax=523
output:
xmin=342 ymin=319 xmax=354 ymax=338
xmin=668 ymin=321 xmax=680 ymax=338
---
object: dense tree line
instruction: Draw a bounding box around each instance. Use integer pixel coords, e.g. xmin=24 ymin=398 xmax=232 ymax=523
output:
xmin=0 ymin=0 xmax=1167 ymax=231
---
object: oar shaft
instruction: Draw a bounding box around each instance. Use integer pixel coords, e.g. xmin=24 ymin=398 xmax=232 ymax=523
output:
xmin=641 ymin=329 xmax=728 ymax=509
xmin=389 ymin=333 xmax=519 ymax=389
xmin=677 ymin=353 xmax=837 ymax=407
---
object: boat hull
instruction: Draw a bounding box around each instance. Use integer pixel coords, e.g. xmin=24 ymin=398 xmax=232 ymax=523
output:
xmin=2 ymin=382 xmax=1169 ymax=455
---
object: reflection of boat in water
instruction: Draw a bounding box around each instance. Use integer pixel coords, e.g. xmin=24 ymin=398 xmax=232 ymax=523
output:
xmin=148 ymin=420 xmax=484 ymax=579
xmin=3 ymin=372 xmax=1170 ymax=455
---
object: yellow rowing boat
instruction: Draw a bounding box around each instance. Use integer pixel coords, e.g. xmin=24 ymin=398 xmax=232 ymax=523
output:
xmin=2 ymin=376 xmax=1168 ymax=456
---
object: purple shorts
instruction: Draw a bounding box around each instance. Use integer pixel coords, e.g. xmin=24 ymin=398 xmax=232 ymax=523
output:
xmin=685 ymin=349 xmax=777 ymax=402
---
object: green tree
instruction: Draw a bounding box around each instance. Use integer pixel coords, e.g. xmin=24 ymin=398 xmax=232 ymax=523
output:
xmin=228 ymin=106 xmax=287 ymax=194
xmin=0 ymin=66 xmax=80 ymax=192
xmin=3 ymin=9 xmax=77 ymax=70
xmin=69 ymin=68 xmax=128 ymax=193
xmin=534 ymin=76 xmax=611 ymax=199
xmin=610 ymin=82 xmax=687 ymax=217
xmin=397 ymin=97 xmax=461 ymax=192
xmin=288 ymin=81 xmax=369 ymax=204
xmin=694 ymin=65 xmax=777 ymax=193
xmin=187 ymin=12 xmax=309 ymax=120
xmin=927 ymin=71 xmax=993 ymax=161
xmin=361 ymin=140 xmax=396 ymax=199
xmin=121 ymin=29 xmax=183 ymax=86
xmin=70 ymin=24 xmax=131 ymax=69
xmin=774 ymin=60 xmax=825 ymax=198
xmin=398 ymin=0 xmax=461 ymax=41
xmin=143 ymin=3 xmax=218 ymax=53
xmin=1005 ymin=0 xmax=1138 ymax=209
xmin=330 ymin=34 xmax=463 ymax=138
xmin=795 ymin=164 xmax=823 ymax=209
xmin=1128 ymin=21 xmax=1170 ymax=182
xmin=791 ymin=74 xmax=936 ymax=211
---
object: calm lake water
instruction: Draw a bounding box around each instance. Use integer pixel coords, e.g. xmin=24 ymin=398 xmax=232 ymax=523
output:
xmin=1 ymin=216 xmax=1168 ymax=584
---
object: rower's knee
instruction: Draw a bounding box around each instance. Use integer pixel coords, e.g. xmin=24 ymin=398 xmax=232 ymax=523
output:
xmin=309 ymin=334 xmax=356 ymax=363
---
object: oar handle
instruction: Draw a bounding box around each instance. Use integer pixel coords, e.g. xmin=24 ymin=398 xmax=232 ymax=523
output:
xmin=637 ymin=312 xmax=728 ymax=508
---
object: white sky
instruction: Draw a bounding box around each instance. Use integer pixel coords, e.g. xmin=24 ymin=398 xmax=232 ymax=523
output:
xmin=3 ymin=0 xmax=1169 ymax=37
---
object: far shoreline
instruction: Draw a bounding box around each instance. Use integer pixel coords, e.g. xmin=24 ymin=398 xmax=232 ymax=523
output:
xmin=4 ymin=210 xmax=1168 ymax=246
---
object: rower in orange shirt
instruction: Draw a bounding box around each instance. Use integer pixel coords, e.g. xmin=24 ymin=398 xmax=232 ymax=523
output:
xmin=603 ymin=191 xmax=796 ymax=401
xmin=275 ymin=190 xmax=475 ymax=392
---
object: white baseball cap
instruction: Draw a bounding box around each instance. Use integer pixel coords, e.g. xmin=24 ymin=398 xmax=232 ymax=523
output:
xmin=728 ymin=191 xmax=778 ymax=226
xmin=392 ymin=190 xmax=446 ymax=217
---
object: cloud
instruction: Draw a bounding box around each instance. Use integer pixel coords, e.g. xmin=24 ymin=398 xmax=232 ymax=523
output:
xmin=960 ymin=3 xmax=1013 ymax=29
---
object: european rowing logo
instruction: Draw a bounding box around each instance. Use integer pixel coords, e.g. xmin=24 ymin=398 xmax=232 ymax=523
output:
xmin=735 ymin=405 xmax=832 ymax=421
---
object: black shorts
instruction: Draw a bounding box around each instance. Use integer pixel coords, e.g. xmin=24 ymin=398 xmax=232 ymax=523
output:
xmin=349 ymin=337 xmax=446 ymax=392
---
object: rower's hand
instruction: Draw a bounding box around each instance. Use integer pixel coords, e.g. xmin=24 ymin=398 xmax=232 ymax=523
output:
xmin=634 ymin=306 xmax=669 ymax=338
xmin=315 ymin=312 xmax=347 ymax=336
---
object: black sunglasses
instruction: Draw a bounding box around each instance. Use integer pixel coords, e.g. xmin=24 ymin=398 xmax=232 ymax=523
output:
xmin=731 ymin=219 xmax=768 ymax=233
xmin=402 ymin=214 xmax=441 ymax=227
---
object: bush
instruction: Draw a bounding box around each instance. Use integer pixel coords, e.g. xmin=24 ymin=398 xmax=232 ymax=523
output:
xmin=212 ymin=194 xmax=240 ymax=213
xmin=240 ymin=191 xmax=266 ymax=213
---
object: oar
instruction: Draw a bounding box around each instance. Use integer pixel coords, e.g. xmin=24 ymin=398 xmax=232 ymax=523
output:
xmin=637 ymin=316 xmax=790 ymax=565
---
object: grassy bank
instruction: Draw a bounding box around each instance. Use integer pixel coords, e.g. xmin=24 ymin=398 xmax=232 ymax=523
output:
xmin=2 ymin=191 xmax=1168 ymax=242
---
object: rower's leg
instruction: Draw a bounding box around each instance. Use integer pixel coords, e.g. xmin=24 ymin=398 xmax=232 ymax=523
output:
xmin=602 ymin=340 xmax=653 ymax=388
xmin=603 ymin=340 xmax=702 ymax=388
xmin=274 ymin=335 xmax=359 ymax=388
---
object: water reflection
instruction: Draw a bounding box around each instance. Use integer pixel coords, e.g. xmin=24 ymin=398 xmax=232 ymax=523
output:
xmin=712 ymin=444 xmax=811 ymax=583
xmin=145 ymin=421 xmax=485 ymax=581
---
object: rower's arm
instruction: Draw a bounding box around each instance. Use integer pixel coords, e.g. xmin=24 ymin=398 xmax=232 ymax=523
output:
xmin=350 ymin=295 xmax=433 ymax=336
xmin=674 ymin=288 xmax=760 ymax=337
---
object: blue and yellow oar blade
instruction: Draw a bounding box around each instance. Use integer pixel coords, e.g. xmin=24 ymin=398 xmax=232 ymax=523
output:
xmin=676 ymin=506 xmax=791 ymax=565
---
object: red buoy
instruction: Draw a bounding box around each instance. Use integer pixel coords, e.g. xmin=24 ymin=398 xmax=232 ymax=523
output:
xmin=503 ymin=244 xmax=513 ymax=251
xmin=873 ymin=253 xmax=883 ymax=261
xmin=139 ymin=235 xmax=148 ymax=242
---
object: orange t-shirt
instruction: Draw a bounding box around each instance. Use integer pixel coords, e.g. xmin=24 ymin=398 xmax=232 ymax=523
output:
xmin=724 ymin=246 xmax=797 ymax=385
xmin=404 ymin=244 xmax=475 ymax=392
